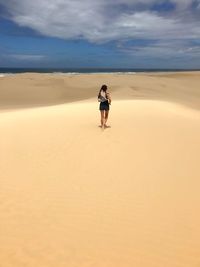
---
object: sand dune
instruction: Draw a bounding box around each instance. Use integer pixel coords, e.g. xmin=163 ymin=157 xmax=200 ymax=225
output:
xmin=0 ymin=73 xmax=200 ymax=266
xmin=1 ymin=71 xmax=200 ymax=110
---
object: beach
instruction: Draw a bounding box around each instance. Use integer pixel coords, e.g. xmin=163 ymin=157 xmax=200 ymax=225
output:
xmin=0 ymin=72 xmax=200 ymax=266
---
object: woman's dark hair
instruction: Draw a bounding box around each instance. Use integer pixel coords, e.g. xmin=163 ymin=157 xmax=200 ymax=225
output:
xmin=101 ymin=84 xmax=107 ymax=92
xmin=98 ymin=84 xmax=107 ymax=98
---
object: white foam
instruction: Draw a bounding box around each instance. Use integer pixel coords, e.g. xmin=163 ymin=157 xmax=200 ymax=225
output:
xmin=0 ymin=73 xmax=14 ymax=77
xmin=114 ymin=72 xmax=136 ymax=75
xmin=50 ymin=72 xmax=137 ymax=75
xmin=49 ymin=72 xmax=78 ymax=76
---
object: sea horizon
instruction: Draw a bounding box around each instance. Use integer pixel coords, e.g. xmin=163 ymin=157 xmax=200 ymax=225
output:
xmin=0 ymin=67 xmax=200 ymax=75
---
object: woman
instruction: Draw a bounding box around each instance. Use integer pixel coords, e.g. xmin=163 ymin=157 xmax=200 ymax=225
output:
xmin=98 ymin=84 xmax=111 ymax=128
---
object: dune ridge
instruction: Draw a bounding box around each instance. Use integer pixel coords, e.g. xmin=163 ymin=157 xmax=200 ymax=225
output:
xmin=0 ymin=71 xmax=200 ymax=110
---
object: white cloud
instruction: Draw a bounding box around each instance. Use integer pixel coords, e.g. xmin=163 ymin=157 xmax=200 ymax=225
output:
xmin=9 ymin=54 xmax=46 ymax=61
xmin=119 ymin=39 xmax=200 ymax=60
xmin=0 ymin=0 xmax=200 ymax=43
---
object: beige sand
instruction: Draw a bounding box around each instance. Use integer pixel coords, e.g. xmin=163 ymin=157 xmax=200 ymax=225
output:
xmin=0 ymin=72 xmax=200 ymax=266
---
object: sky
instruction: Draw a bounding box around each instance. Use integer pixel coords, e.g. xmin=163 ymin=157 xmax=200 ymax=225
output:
xmin=0 ymin=0 xmax=200 ymax=69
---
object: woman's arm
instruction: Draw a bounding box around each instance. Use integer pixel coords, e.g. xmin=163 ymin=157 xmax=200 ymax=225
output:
xmin=107 ymin=92 xmax=111 ymax=104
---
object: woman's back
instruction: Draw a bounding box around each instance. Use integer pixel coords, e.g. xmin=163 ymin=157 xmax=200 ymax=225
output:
xmin=98 ymin=90 xmax=108 ymax=102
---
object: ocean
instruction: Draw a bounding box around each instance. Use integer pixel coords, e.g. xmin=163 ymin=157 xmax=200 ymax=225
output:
xmin=0 ymin=67 xmax=198 ymax=76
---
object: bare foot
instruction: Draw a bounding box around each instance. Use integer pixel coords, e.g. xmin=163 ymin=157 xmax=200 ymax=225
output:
xmin=98 ymin=125 xmax=105 ymax=130
xmin=104 ymin=125 xmax=111 ymax=128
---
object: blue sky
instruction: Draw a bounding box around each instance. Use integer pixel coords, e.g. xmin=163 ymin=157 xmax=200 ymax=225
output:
xmin=0 ymin=0 xmax=200 ymax=69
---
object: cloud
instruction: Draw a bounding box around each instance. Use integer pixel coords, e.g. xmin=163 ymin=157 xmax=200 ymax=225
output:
xmin=0 ymin=0 xmax=200 ymax=65
xmin=0 ymin=0 xmax=200 ymax=43
xmin=8 ymin=54 xmax=46 ymax=61
xmin=121 ymin=40 xmax=196 ymax=55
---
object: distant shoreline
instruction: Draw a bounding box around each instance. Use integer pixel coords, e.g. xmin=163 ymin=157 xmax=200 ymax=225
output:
xmin=0 ymin=67 xmax=200 ymax=75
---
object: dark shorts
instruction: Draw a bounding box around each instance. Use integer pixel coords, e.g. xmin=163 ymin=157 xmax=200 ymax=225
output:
xmin=99 ymin=101 xmax=109 ymax=111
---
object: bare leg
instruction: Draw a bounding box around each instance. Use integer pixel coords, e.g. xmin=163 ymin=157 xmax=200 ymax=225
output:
xmin=100 ymin=110 xmax=105 ymax=128
xmin=104 ymin=110 xmax=109 ymax=126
